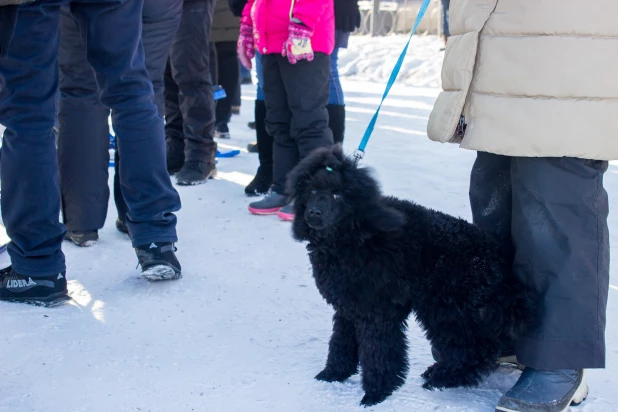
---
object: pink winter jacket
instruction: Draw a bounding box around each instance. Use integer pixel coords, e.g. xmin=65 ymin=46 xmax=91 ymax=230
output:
xmin=241 ymin=0 xmax=334 ymax=56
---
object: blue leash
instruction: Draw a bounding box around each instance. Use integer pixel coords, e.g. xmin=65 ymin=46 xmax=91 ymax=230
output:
xmin=354 ymin=0 xmax=431 ymax=165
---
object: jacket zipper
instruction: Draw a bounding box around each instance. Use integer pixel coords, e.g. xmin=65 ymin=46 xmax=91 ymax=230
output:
xmin=456 ymin=115 xmax=467 ymax=138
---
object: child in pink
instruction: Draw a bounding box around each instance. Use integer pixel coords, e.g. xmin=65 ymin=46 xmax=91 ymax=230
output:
xmin=238 ymin=0 xmax=335 ymax=220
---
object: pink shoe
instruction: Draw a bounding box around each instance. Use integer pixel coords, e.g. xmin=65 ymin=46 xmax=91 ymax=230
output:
xmin=248 ymin=191 xmax=287 ymax=215
xmin=276 ymin=203 xmax=295 ymax=221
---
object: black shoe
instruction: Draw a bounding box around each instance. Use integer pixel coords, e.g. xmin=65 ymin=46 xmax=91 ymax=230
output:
xmin=231 ymin=106 xmax=241 ymax=115
xmin=247 ymin=142 xmax=258 ymax=153
xmin=247 ymin=121 xmax=256 ymax=130
xmin=65 ymin=230 xmax=98 ymax=247
xmin=135 ymin=242 xmax=181 ymax=281
xmin=215 ymin=122 xmax=231 ymax=139
xmin=176 ymin=161 xmax=217 ymax=186
xmin=495 ymin=369 xmax=588 ymax=412
xmin=241 ymin=77 xmax=253 ymax=85
xmin=245 ymin=166 xmax=273 ymax=196
xmin=0 ymin=267 xmax=70 ymax=307
xmin=115 ymin=218 xmax=129 ymax=235
xmin=166 ymin=138 xmax=185 ymax=175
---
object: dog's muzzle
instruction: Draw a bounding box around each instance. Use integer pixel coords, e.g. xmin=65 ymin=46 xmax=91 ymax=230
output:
xmin=305 ymin=206 xmax=326 ymax=230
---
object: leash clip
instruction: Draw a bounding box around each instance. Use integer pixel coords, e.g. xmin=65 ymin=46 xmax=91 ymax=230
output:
xmin=353 ymin=149 xmax=364 ymax=166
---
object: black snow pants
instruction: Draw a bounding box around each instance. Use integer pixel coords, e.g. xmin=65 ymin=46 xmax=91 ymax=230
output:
xmin=262 ymin=53 xmax=334 ymax=195
xmin=164 ymin=0 xmax=217 ymax=162
xmin=469 ymin=152 xmax=610 ymax=369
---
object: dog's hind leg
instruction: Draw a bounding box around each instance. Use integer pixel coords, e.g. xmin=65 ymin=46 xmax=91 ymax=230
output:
xmin=356 ymin=319 xmax=408 ymax=407
xmin=315 ymin=311 xmax=359 ymax=382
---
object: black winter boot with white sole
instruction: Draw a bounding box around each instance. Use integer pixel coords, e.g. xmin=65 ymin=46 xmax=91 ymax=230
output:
xmin=495 ymin=368 xmax=588 ymax=412
xmin=176 ymin=161 xmax=217 ymax=185
xmin=135 ymin=242 xmax=182 ymax=281
xmin=0 ymin=267 xmax=70 ymax=307
xmin=65 ymin=230 xmax=99 ymax=247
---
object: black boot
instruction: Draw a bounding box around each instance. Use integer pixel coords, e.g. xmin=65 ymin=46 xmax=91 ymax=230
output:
xmin=176 ymin=160 xmax=217 ymax=185
xmin=245 ymin=99 xmax=273 ymax=196
xmin=65 ymin=230 xmax=99 ymax=247
xmin=166 ymin=137 xmax=185 ymax=175
xmin=0 ymin=267 xmax=70 ymax=307
xmin=327 ymin=104 xmax=346 ymax=145
xmin=176 ymin=142 xmax=217 ymax=186
xmin=245 ymin=166 xmax=273 ymax=196
xmin=135 ymin=242 xmax=182 ymax=281
xmin=247 ymin=142 xmax=258 ymax=153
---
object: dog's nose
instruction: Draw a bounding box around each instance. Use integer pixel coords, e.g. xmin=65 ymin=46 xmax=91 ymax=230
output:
xmin=308 ymin=207 xmax=322 ymax=217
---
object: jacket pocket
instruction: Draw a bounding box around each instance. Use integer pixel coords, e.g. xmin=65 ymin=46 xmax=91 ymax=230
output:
xmin=427 ymin=0 xmax=497 ymax=144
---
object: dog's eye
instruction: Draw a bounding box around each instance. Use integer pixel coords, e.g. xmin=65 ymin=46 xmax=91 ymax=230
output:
xmin=310 ymin=190 xmax=317 ymax=196
xmin=333 ymin=193 xmax=341 ymax=200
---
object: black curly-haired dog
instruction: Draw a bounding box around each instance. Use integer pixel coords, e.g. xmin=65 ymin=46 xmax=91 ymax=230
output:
xmin=287 ymin=145 xmax=537 ymax=407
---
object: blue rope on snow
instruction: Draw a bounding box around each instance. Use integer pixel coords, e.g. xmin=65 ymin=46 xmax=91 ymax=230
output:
xmin=354 ymin=0 xmax=432 ymax=165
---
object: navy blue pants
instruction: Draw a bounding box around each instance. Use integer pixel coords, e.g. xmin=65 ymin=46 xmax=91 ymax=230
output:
xmin=57 ymin=0 xmax=183 ymax=234
xmin=470 ymin=153 xmax=609 ymax=369
xmin=0 ymin=0 xmax=181 ymax=276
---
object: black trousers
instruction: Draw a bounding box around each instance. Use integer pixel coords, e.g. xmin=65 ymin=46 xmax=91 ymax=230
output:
xmin=164 ymin=0 xmax=217 ymax=161
xmin=469 ymin=152 xmax=609 ymax=369
xmin=262 ymin=53 xmax=333 ymax=194
xmin=213 ymin=41 xmax=240 ymax=126
xmin=57 ymin=0 xmax=182 ymax=233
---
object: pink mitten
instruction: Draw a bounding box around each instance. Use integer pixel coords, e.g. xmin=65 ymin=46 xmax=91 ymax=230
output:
xmin=282 ymin=22 xmax=314 ymax=64
xmin=237 ymin=23 xmax=255 ymax=70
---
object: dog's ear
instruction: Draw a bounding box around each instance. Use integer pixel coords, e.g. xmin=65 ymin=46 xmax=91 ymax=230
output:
xmin=291 ymin=205 xmax=311 ymax=241
xmin=365 ymin=205 xmax=406 ymax=233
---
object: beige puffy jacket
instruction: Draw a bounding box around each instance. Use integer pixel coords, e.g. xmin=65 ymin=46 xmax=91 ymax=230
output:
xmin=427 ymin=0 xmax=618 ymax=161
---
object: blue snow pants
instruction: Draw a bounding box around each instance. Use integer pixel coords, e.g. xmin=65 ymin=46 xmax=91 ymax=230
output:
xmin=0 ymin=0 xmax=181 ymax=277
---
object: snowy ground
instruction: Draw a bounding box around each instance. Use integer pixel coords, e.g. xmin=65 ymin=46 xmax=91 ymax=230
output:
xmin=339 ymin=34 xmax=444 ymax=88
xmin=1 ymin=36 xmax=618 ymax=412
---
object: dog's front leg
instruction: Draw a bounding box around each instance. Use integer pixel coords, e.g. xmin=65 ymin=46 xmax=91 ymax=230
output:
xmin=315 ymin=311 xmax=359 ymax=382
xmin=356 ymin=319 xmax=408 ymax=407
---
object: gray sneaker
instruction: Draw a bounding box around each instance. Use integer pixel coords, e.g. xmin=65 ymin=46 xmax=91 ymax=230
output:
xmin=277 ymin=201 xmax=295 ymax=221
xmin=495 ymin=368 xmax=588 ymax=412
xmin=248 ymin=190 xmax=288 ymax=215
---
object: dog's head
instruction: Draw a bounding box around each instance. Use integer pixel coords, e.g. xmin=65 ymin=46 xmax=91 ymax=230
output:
xmin=286 ymin=145 xmax=405 ymax=241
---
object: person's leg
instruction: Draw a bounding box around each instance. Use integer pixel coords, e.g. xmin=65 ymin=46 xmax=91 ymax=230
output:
xmin=327 ymin=47 xmax=345 ymax=145
xmin=115 ymin=0 xmax=183 ymax=225
xmin=214 ymin=41 xmax=239 ymax=133
xmin=0 ymin=0 xmax=67 ymax=277
xmin=168 ymin=0 xmax=217 ymax=184
xmin=70 ymin=0 xmax=181 ymax=248
xmin=511 ymin=157 xmax=609 ymax=369
xmin=142 ymin=0 xmax=183 ymax=115
xmin=279 ymin=53 xmax=333 ymax=164
xmin=248 ymin=54 xmax=292 ymax=213
xmin=440 ymin=0 xmax=450 ymax=44
xmin=164 ymin=57 xmax=185 ymax=173
xmin=245 ymin=52 xmax=274 ymax=196
xmin=264 ymin=55 xmax=297 ymax=196
xmin=496 ymin=157 xmax=608 ymax=411
xmin=58 ymin=5 xmax=109 ymax=240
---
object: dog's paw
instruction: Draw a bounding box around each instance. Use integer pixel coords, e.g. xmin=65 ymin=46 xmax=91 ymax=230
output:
xmin=315 ymin=368 xmax=352 ymax=383
xmin=360 ymin=392 xmax=389 ymax=407
xmin=421 ymin=363 xmax=436 ymax=380
xmin=422 ymin=381 xmax=441 ymax=391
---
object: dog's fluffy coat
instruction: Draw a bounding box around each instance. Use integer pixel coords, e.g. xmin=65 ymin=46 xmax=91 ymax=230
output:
xmin=287 ymin=146 xmax=536 ymax=406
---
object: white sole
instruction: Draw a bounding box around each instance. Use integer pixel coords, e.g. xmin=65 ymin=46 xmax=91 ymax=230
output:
xmin=142 ymin=265 xmax=181 ymax=282
xmin=495 ymin=370 xmax=588 ymax=412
